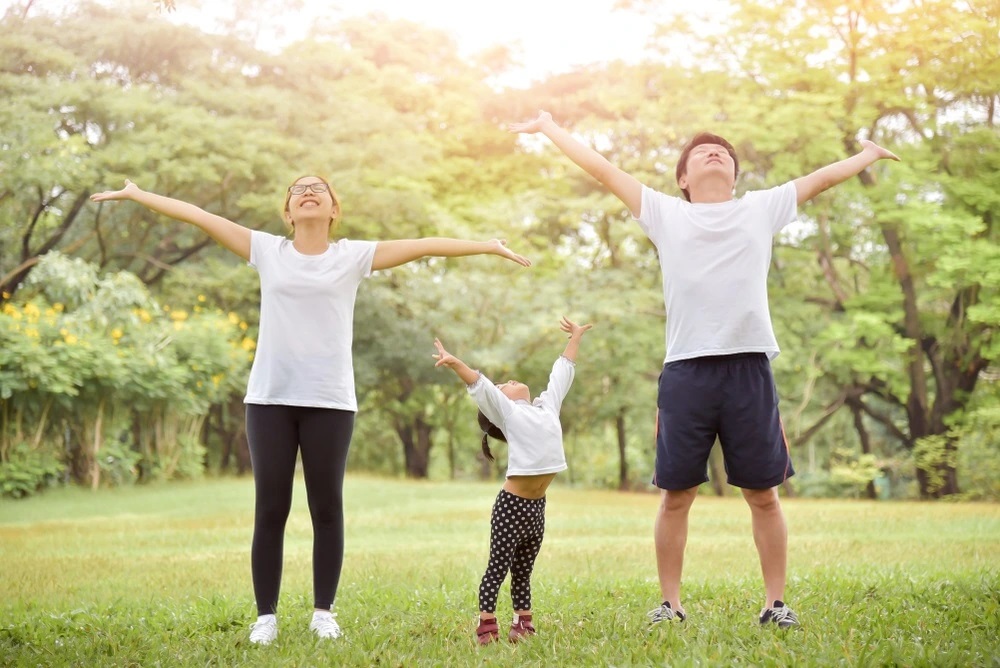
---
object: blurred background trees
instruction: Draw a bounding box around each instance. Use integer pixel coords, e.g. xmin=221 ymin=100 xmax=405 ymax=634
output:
xmin=1 ymin=0 xmax=996 ymax=499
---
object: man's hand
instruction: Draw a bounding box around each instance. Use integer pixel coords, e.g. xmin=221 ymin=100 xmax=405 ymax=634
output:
xmin=508 ymin=110 xmax=554 ymax=135
xmin=859 ymin=139 xmax=900 ymax=162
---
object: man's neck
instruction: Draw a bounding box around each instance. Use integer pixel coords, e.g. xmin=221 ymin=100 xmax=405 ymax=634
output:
xmin=688 ymin=185 xmax=734 ymax=203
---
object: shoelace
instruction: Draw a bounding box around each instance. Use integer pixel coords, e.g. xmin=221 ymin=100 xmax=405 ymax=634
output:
xmin=312 ymin=614 xmax=342 ymax=638
xmin=767 ymin=606 xmax=797 ymax=625
xmin=647 ymin=604 xmax=677 ymax=622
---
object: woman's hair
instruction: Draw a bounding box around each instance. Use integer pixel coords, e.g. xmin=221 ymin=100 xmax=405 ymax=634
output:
xmin=477 ymin=410 xmax=507 ymax=462
xmin=283 ymin=175 xmax=341 ymax=236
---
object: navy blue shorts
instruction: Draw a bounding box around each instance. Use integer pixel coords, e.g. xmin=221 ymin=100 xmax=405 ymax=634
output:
xmin=652 ymin=353 xmax=794 ymax=490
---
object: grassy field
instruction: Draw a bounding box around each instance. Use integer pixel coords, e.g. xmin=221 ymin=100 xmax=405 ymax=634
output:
xmin=1 ymin=475 xmax=998 ymax=667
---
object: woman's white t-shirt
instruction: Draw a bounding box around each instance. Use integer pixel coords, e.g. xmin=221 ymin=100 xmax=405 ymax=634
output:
xmin=468 ymin=356 xmax=575 ymax=476
xmin=244 ymin=230 xmax=377 ymax=411
xmin=635 ymin=183 xmax=798 ymax=363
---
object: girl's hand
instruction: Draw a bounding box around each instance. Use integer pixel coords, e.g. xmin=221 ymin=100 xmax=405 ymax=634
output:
xmin=432 ymin=338 xmax=459 ymax=368
xmin=487 ymin=239 xmax=531 ymax=267
xmin=507 ymin=110 xmax=553 ymax=135
xmin=560 ymin=316 xmax=593 ymax=339
xmin=90 ymin=179 xmax=142 ymax=202
xmin=859 ymin=139 xmax=900 ymax=162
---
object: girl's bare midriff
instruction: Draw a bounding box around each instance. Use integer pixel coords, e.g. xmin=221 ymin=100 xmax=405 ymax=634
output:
xmin=503 ymin=473 xmax=557 ymax=500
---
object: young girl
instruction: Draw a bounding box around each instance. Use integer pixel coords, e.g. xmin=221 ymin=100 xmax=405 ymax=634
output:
xmin=90 ymin=176 xmax=531 ymax=645
xmin=432 ymin=317 xmax=592 ymax=644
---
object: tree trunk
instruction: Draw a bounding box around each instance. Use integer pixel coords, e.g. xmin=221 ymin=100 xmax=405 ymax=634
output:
xmin=615 ymin=409 xmax=629 ymax=490
xmin=397 ymin=416 xmax=432 ymax=478
xmin=847 ymin=400 xmax=877 ymax=500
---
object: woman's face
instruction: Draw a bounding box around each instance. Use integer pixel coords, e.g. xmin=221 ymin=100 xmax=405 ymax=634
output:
xmin=284 ymin=176 xmax=338 ymax=229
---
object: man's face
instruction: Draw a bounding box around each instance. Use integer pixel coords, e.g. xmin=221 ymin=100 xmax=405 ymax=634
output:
xmin=679 ymin=143 xmax=736 ymax=191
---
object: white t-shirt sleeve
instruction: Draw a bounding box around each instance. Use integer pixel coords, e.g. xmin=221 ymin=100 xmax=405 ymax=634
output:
xmin=752 ymin=182 xmax=798 ymax=234
xmin=633 ymin=185 xmax=684 ymax=248
xmin=249 ymin=230 xmax=281 ymax=270
xmin=535 ymin=356 xmax=576 ymax=414
xmin=468 ymin=373 xmax=512 ymax=430
xmin=341 ymin=239 xmax=377 ymax=279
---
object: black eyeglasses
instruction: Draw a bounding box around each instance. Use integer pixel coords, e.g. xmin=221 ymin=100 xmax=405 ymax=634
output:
xmin=288 ymin=183 xmax=330 ymax=195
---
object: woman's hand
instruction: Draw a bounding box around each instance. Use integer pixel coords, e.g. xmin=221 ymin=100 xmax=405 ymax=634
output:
xmin=90 ymin=179 xmax=142 ymax=202
xmin=487 ymin=239 xmax=532 ymax=267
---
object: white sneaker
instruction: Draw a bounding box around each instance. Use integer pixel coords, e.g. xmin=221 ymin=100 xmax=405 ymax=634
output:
xmin=249 ymin=614 xmax=277 ymax=645
xmin=310 ymin=610 xmax=342 ymax=639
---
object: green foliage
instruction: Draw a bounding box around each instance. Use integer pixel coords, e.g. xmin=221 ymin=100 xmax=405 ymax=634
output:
xmin=0 ymin=252 xmax=250 ymax=491
xmin=1 ymin=0 xmax=997 ymax=497
xmin=0 ymin=442 xmax=63 ymax=499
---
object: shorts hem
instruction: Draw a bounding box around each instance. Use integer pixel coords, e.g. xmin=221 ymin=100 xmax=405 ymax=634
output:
xmin=651 ymin=476 xmax=709 ymax=491
xmin=727 ymin=471 xmax=795 ymax=490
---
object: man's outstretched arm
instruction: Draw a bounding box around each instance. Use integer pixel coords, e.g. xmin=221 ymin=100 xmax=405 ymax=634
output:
xmin=509 ymin=110 xmax=643 ymax=218
xmin=794 ymin=139 xmax=900 ymax=206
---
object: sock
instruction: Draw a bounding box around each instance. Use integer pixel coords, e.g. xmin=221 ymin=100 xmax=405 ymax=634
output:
xmin=313 ymin=610 xmax=333 ymax=621
xmin=257 ymin=613 xmax=276 ymax=623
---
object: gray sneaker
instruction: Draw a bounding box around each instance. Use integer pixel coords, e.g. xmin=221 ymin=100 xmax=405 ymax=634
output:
xmin=759 ymin=600 xmax=799 ymax=628
xmin=647 ymin=602 xmax=686 ymax=623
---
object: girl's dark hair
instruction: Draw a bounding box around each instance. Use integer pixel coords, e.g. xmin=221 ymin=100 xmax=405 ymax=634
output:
xmin=477 ymin=410 xmax=507 ymax=462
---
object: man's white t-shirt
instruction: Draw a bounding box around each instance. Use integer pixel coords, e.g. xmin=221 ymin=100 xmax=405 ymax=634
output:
xmin=635 ymin=182 xmax=797 ymax=363
xmin=468 ymin=356 xmax=575 ymax=476
xmin=244 ymin=230 xmax=377 ymax=411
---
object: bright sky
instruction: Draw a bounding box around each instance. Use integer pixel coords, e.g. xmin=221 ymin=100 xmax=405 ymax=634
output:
xmin=335 ymin=0 xmax=656 ymax=83
xmin=4 ymin=0 xmax=696 ymax=85
xmin=164 ymin=0 xmax=661 ymax=86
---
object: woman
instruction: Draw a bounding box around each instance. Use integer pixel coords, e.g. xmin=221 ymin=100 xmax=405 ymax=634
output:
xmin=91 ymin=175 xmax=531 ymax=645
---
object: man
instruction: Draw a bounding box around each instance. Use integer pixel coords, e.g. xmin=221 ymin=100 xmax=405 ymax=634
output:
xmin=509 ymin=111 xmax=898 ymax=627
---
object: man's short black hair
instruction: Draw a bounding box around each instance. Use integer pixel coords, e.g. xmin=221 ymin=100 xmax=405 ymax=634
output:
xmin=675 ymin=133 xmax=740 ymax=202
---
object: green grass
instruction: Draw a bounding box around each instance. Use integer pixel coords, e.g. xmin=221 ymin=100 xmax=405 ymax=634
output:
xmin=1 ymin=476 xmax=999 ymax=667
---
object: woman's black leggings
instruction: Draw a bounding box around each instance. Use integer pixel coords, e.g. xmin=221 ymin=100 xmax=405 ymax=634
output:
xmin=245 ymin=404 xmax=354 ymax=616
xmin=478 ymin=489 xmax=546 ymax=613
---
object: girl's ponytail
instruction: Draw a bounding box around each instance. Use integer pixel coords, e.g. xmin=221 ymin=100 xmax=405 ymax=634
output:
xmin=477 ymin=410 xmax=506 ymax=463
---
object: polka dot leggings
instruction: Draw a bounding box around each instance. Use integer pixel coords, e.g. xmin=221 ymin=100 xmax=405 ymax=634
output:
xmin=478 ymin=489 xmax=546 ymax=614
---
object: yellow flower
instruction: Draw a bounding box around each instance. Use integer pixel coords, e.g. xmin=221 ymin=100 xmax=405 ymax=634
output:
xmin=53 ymin=303 xmax=64 ymax=312
xmin=239 ymin=321 xmax=248 ymax=331
xmin=228 ymin=312 xmax=240 ymax=325
xmin=170 ymin=310 xmax=188 ymax=322
xmin=197 ymin=294 xmax=206 ymax=302
xmin=65 ymin=334 xmax=78 ymax=345
xmin=240 ymin=337 xmax=256 ymax=351
xmin=111 ymin=328 xmax=124 ymax=339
